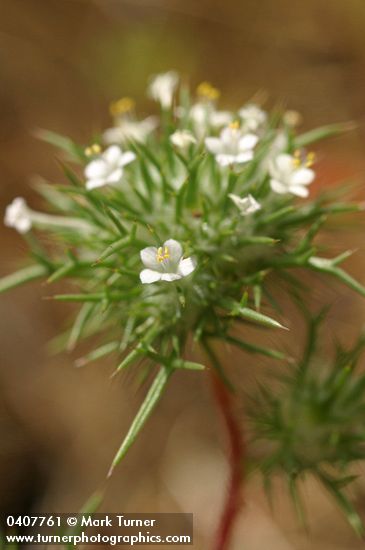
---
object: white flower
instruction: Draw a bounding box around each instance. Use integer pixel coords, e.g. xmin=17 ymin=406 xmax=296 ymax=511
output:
xmin=239 ymin=104 xmax=267 ymax=133
xmin=205 ymin=124 xmax=258 ymax=166
xmin=4 ymin=197 xmax=32 ymax=233
xmin=4 ymin=197 xmax=97 ymax=235
xmin=84 ymin=145 xmax=136 ymax=190
xmin=103 ymin=116 xmax=157 ymax=145
xmin=148 ymin=71 xmax=179 ymax=109
xmin=177 ymin=103 xmax=232 ymax=139
xmin=228 ymin=193 xmax=261 ymax=215
xmin=170 ymin=130 xmax=197 ymax=149
xmin=140 ymin=239 xmax=196 ymax=284
xmin=260 ymin=131 xmax=288 ymax=176
xmin=190 ymin=102 xmax=232 ymax=128
xmin=269 ymin=153 xmax=315 ymax=197
xmin=209 ymin=109 xmax=233 ymax=128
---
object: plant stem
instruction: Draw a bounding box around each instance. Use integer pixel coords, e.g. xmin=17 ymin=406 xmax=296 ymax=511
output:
xmin=203 ymin=341 xmax=244 ymax=550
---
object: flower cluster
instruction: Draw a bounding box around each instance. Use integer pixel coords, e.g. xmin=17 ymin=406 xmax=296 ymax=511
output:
xmin=2 ymin=72 xmax=364 ymax=513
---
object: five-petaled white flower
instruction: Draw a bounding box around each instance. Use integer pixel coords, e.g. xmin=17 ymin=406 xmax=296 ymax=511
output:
xmin=228 ymin=193 xmax=261 ymax=215
xmin=170 ymin=130 xmax=197 ymax=149
xmin=269 ymin=153 xmax=315 ymax=197
xmin=140 ymin=239 xmax=196 ymax=284
xmin=4 ymin=197 xmax=32 ymax=233
xmin=148 ymin=71 xmax=179 ymax=110
xmin=84 ymin=145 xmax=136 ymax=190
xmin=239 ymin=104 xmax=267 ymax=133
xmin=205 ymin=123 xmax=258 ymax=167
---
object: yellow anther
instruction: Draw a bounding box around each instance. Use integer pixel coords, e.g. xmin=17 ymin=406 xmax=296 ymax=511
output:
xmin=306 ymin=151 xmax=316 ymax=168
xmin=196 ymin=81 xmax=220 ymax=101
xmin=292 ymin=149 xmax=301 ymax=168
xmin=85 ymin=143 xmax=101 ymax=156
xmin=156 ymin=246 xmax=170 ymax=262
xmin=109 ymin=97 xmax=135 ymax=117
xmin=229 ymin=120 xmax=240 ymax=130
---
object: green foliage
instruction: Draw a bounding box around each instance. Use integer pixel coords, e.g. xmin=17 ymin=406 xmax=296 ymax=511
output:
xmin=2 ymin=73 xmax=365 ymax=526
xmin=248 ymin=312 xmax=365 ymax=534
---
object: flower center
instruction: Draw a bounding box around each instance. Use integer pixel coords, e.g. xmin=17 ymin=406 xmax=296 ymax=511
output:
xmin=292 ymin=150 xmax=315 ymax=169
xmin=109 ymin=97 xmax=135 ymax=117
xmin=197 ymin=82 xmax=220 ymax=101
xmin=157 ymin=246 xmax=170 ymax=262
xmin=229 ymin=120 xmax=240 ymax=131
xmin=85 ymin=144 xmax=101 ymax=157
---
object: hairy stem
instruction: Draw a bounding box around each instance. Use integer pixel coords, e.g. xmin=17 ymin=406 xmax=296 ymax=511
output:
xmin=203 ymin=341 xmax=244 ymax=550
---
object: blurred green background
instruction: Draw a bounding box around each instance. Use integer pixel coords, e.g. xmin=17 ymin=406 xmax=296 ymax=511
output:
xmin=1 ymin=1 xmax=365 ymax=548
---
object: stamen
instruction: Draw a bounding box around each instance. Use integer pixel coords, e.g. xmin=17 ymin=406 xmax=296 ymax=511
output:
xmin=157 ymin=246 xmax=170 ymax=262
xmin=306 ymin=151 xmax=316 ymax=168
xmin=196 ymin=82 xmax=220 ymax=101
xmin=229 ymin=120 xmax=240 ymax=130
xmin=85 ymin=144 xmax=101 ymax=157
xmin=292 ymin=150 xmax=301 ymax=168
xmin=109 ymin=97 xmax=135 ymax=117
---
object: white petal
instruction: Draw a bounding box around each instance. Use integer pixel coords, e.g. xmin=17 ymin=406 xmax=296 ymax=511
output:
xmin=274 ymin=154 xmax=294 ymax=176
xmin=205 ymin=137 xmax=223 ymax=154
xmin=140 ymin=269 xmax=162 ymax=284
xmin=161 ymin=272 xmax=182 ymax=282
xmin=270 ymin=178 xmax=289 ymax=194
xmin=17 ymin=218 xmax=32 ymax=233
xmin=228 ymin=193 xmax=242 ymax=207
xmin=178 ymin=257 xmax=196 ymax=277
xmin=228 ymin=193 xmax=260 ymax=214
xmin=84 ymin=159 xmax=108 ymax=179
xmin=210 ymin=111 xmax=233 ymax=127
xmin=141 ymin=116 xmax=159 ymax=133
xmin=190 ymin=103 xmax=208 ymax=125
xmin=289 ymin=185 xmax=310 ymax=198
xmin=170 ymin=130 xmax=196 ymax=148
xmin=103 ymin=145 xmax=122 ymax=164
xmin=140 ymin=246 xmax=160 ymax=270
xmin=238 ymin=133 xmax=258 ymax=151
xmin=220 ymin=127 xmax=236 ymax=145
xmin=106 ymin=167 xmax=123 ymax=184
xmin=216 ymin=154 xmax=236 ymax=166
xmin=148 ymin=71 xmax=179 ymax=109
xmin=163 ymin=239 xmax=183 ymax=264
xmin=290 ymin=168 xmax=315 ymax=186
xmin=239 ymin=105 xmax=267 ymax=131
xmin=246 ymin=194 xmax=261 ymax=212
xmin=4 ymin=198 xmax=33 ymax=233
xmin=235 ymin=151 xmax=254 ymax=164
xmin=102 ymin=127 xmax=124 ymax=145
xmin=5 ymin=198 xmax=26 ymax=224
xmin=86 ymin=178 xmax=107 ymax=190
xmin=119 ymin=151 xmax=136 ymax=167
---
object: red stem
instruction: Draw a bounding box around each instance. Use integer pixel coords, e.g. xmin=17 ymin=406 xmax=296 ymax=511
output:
xmin=210 ymin=372 xmax=244 ymax=550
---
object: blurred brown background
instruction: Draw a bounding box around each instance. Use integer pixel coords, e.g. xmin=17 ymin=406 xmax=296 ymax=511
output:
xmin=1 ymin=1 xmax=365 ymax=548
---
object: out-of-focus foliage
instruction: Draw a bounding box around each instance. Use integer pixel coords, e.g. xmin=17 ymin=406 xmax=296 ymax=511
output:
xmin=249 ymin=310 xmax=365 ymax=534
